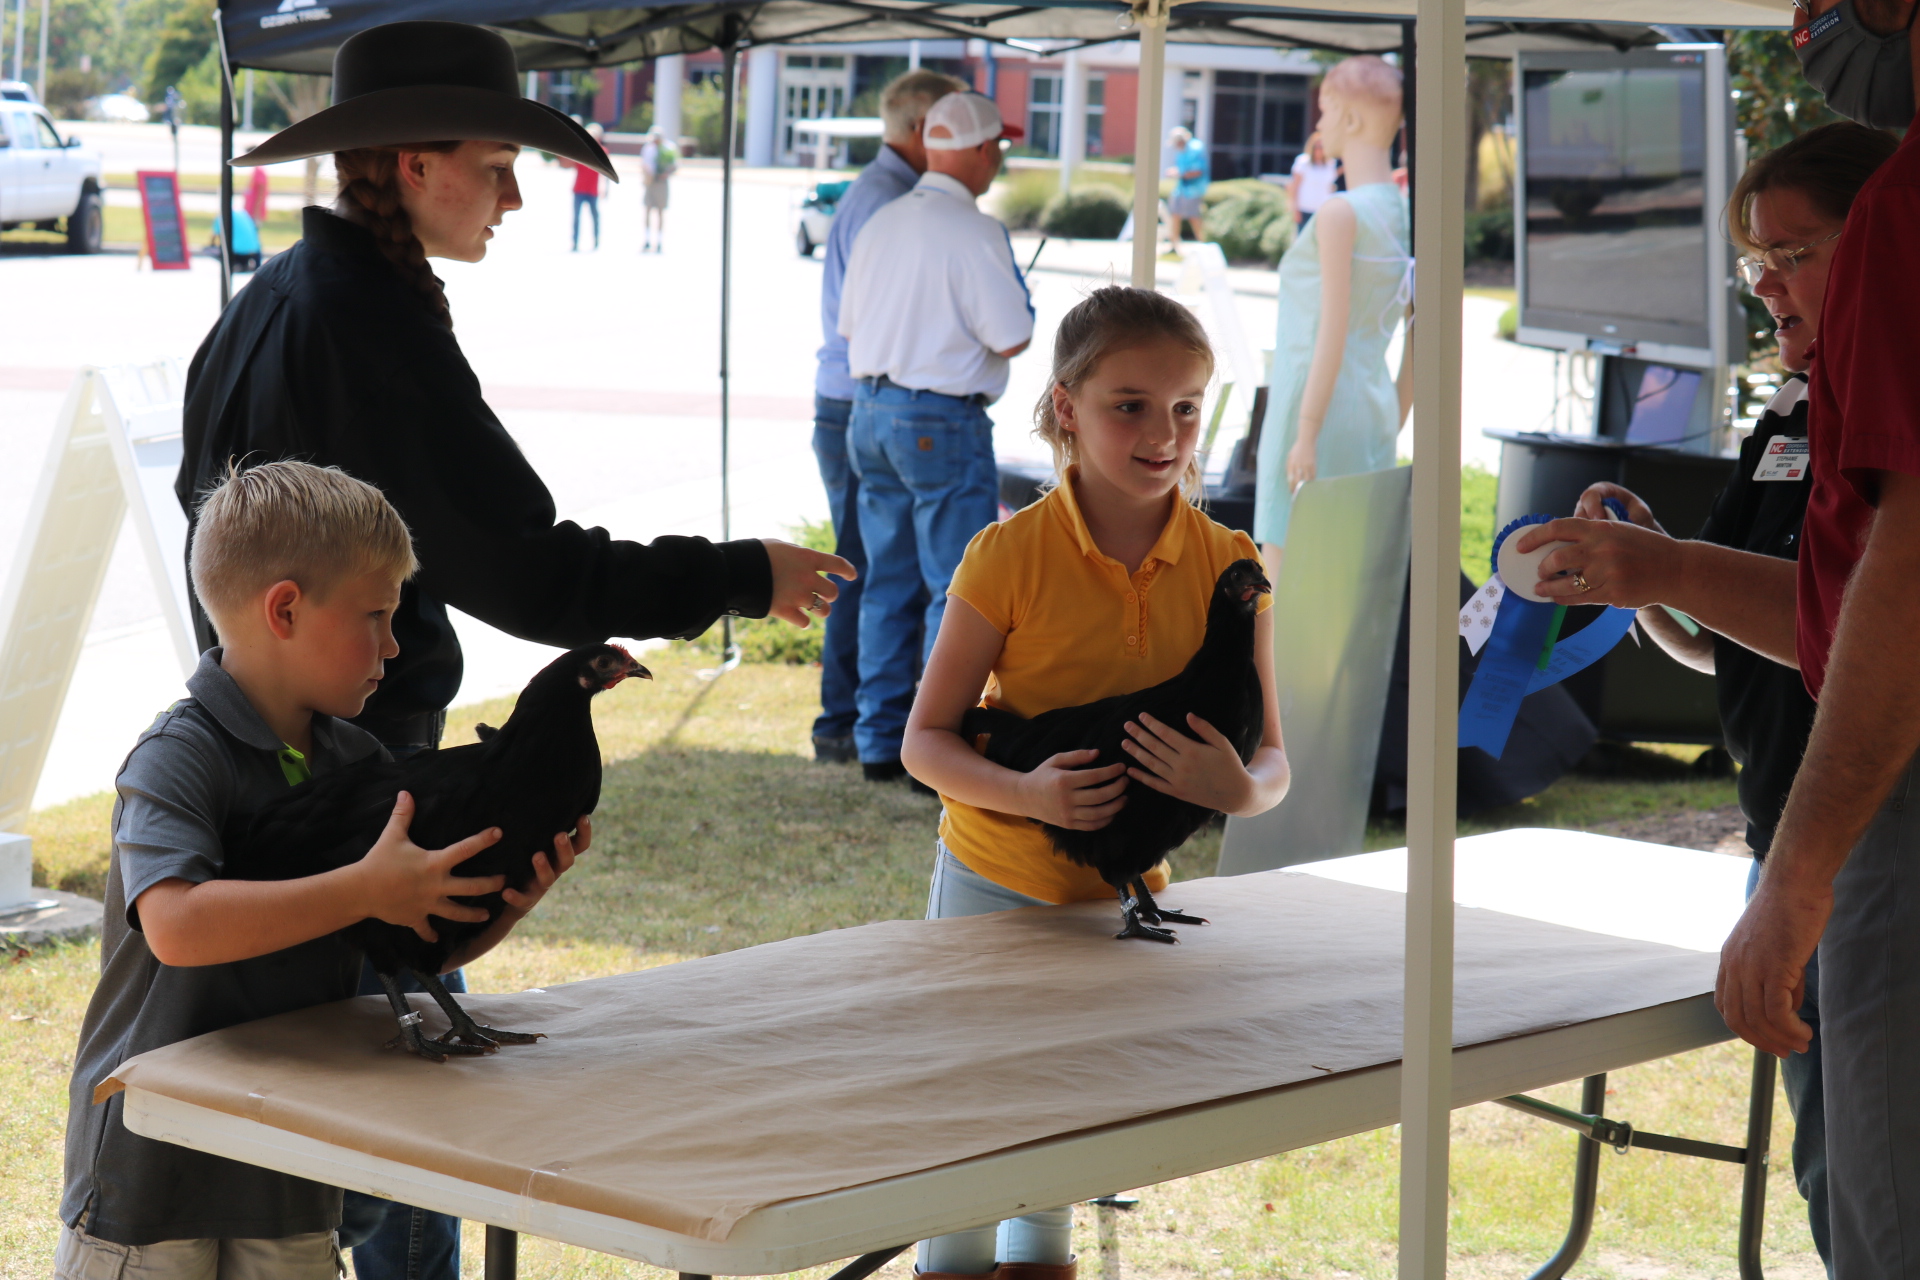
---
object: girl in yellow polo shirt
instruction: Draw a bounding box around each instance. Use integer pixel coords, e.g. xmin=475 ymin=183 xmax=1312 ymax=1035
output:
xmin=900 ymin=286 xmax=1290 ymax=1280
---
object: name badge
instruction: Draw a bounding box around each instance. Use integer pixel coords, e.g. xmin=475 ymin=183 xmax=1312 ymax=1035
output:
xmin=1754 ymin=438 xmax=1809 ymax=482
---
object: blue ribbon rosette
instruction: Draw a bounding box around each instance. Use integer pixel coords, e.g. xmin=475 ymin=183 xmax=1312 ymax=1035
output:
xmin=1457 ymin=512 xmax=1637 ymax=758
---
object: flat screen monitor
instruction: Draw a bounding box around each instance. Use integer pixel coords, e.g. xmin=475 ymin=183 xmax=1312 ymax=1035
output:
xmin=1516 ymin=47 xmax=1733 ymax=364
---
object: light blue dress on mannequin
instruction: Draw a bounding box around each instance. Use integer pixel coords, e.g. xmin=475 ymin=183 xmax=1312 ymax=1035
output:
xmin=1253 ymin=181 xmax=1411 ymax=546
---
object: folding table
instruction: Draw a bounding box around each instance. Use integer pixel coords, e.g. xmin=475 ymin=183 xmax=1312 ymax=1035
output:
xmin=106 ymin=828 xmax=1772 ymax=1280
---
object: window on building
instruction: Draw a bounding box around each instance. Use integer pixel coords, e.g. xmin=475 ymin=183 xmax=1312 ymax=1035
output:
xmin=1028 ymin=72 xmax=1062 ymax=156
xmin=1210 ymin=71 xmax=1310 ymax=180
xmin=1086 ymin=76 xmax=1105 ymax=156
xmin=1027 ymin=72 xmax=1106 ymax=158
xmin=781 ymin=53 xmax=852 ymax=162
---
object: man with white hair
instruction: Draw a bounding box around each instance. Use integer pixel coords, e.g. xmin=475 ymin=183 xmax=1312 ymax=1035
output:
xmin=1163 ymin=125 xmax=1209 ymax=255
xmin=640 ymin=124 xmax=676 ymax=252
xmin=809 ymin=69 xmax=968 ymax=764
xmin=837 ymin=90 xmax=1034 ymax=783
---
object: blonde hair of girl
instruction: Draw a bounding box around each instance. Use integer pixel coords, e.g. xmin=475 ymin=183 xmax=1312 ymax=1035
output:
xmin=1033 ymin=286 xmax=1216 ymax=503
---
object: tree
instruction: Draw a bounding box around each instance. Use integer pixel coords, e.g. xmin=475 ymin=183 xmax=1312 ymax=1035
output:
xmin=1726 ymin=29 xmax=1840 ymax=152
xmin=143 ymin=0 xmax=213 ymax=103
xmin=1464 ymin=58 xmax=1512 ymax=211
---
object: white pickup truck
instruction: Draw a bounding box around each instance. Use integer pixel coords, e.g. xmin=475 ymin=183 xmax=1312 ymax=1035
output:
xmin=0 ymin=98 xmax=104 ymax=252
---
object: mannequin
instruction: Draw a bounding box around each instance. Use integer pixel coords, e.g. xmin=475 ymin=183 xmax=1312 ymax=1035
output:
xmin=1255 ymin=55 xmax=1413 ymax=570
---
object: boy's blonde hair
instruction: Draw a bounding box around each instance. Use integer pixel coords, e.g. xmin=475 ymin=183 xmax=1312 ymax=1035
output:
xmin=1033 ymin=286 xmax=1216 ymax=503
xmin=190 ymin=460 xmax=418 ymax=622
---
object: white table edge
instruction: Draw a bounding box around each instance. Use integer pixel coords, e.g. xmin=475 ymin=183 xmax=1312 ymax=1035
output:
xmin=121 ymin=994 xmax=1731 ymax=1275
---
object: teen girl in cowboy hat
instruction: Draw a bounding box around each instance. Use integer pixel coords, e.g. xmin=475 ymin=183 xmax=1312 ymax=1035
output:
xmin=180 ymin=20 xmax=852 ymax=753
xmin=169 ymin=22 xmax=852 ymax=1279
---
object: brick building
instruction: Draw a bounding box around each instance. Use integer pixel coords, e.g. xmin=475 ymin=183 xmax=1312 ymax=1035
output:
xmin=535 ymin=40 xmax=1326 ymax=181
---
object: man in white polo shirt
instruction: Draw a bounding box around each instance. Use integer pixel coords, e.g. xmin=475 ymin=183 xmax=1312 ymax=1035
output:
xmin=838 ymin=90 xmax=1034 ymax=782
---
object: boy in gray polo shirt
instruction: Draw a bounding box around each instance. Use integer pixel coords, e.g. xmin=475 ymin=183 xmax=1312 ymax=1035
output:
xmin=58 ymin=462 xmax=582 ymax=1278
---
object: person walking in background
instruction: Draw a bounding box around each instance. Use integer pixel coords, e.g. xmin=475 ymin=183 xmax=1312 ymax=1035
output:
xmin=809 ymin=69 xmax=968 ymax=764
xmin=838 ymin=91 xmax=1032 ymax=786
xmin=640 ymin=125 xmax=676 ymax=252
xmin=570 ymin=122 xmax=605 ymax=251
xmin=1162 ymin=125 xmax=1209 ymax=256
xmin=1288 ymin=132 xmax=1339 ymax=230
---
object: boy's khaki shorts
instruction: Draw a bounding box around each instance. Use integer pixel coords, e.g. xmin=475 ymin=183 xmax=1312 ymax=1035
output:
xmin=54 ymin=1225 xmax=342 ymax=1280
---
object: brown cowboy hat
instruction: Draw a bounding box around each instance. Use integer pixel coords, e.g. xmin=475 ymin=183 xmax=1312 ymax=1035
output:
xmin=232 ymin=21 xmax=617 ymax=180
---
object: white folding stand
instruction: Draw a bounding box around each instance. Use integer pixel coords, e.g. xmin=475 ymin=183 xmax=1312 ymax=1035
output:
xmin=0 ymin=362 xmax=195 ymax=831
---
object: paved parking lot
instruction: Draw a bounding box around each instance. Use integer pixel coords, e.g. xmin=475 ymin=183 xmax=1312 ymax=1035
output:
xmin=2 ymin=139 xmax=1549 ymax=807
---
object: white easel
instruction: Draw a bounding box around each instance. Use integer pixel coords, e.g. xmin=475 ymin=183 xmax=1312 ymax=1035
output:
xmin=0 ymin=362 xmax=196 ymax=831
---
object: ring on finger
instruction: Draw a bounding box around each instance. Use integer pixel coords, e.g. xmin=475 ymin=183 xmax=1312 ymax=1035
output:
xmin=1572 ymin=572 xmax=1592 ymax=593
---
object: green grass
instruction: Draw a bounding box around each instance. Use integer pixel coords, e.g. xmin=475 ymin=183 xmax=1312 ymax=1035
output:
xmin=1461 ymin=463 xmax=1498 ymax=585
xmin=103 ymin=172 xmax=314 ymax=196
xmin=1 ymin=205 xmax=304 ymax=255
xmin=4 ymin=648 xmax=1811 ymax=1279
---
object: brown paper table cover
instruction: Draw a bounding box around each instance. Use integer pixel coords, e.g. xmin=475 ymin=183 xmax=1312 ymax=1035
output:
xmin=102 ymin=870 xmax=1718 ymax=1242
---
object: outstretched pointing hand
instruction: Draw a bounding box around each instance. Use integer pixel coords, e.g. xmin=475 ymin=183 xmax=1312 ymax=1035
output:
xmin=763 ymin=539 xmax=857 ymax=629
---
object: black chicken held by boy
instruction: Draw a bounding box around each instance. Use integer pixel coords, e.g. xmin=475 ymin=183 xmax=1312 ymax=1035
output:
xmin=228 ymin=644 xmax=647 ymax=1060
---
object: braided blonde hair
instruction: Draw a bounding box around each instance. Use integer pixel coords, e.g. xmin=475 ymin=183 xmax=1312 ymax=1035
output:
xmin=333 ymin=144 xmax=461 ymax=329
xmin=1034 ymin=286 xmax=1215 ymax=503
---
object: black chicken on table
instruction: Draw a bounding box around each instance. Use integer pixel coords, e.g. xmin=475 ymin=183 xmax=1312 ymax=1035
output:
xmin=962 ymin=559 xmax=1272 ymax=942
xmin=228 ymin=643 xmax=648 ymax=1060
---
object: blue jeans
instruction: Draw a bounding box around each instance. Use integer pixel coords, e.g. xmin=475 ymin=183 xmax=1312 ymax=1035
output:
xmin=337 ymin=737 xmax=463 ymax=1280
xmin=813 ymin=395 xmax=866 ymax=743
xmin=848 ymin=381 xmax=997 ymax=764
xmin=572 ymin=192 xmax=599 ymax=249
xmin=921 ymin=847 xmax=1071 ymax=1273
xmin=337 ymin=965 xmax=463 ymax=1279
xmin=1748 ymin=858 xmax=1831 ymax=1276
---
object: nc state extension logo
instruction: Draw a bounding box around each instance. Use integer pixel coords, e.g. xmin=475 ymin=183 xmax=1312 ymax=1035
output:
xmin=1794 ymin=7 xmax=1843 ymax=47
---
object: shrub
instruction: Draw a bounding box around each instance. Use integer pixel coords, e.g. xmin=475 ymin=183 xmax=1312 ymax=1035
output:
xmin=45 ymin=67 xmax=105 ymax=120
xmin=1257 ymin=212 xmax=1296 ymax=265
xmin=1465 ymin=205 xmax=1514 ymax=262
xmin=685 ymin=519 xmax=836 ymax=665
xmin=617 ymin=101 xmax=652 ymax=133
xmin=1040 ymin=185 xmax=1129 ymax=239
xmin=1193 ymin=180 xmax=1291 ymax=264
xmin=681 ymin=79 xmax=738 ymax=158
xmin=1207 ymin=196 xmax=1287 ymax=264
xmin=1201 ymin=177 xmax=1287 ymax=212
xmin=992 ymin=169 xmax=1057 ymax=230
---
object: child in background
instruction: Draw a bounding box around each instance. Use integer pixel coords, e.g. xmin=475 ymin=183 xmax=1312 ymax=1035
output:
xmin=901 ymin=286 xmax=1289 ymax=1280
xmin=571 ymin=122 xmax=606 ymax=251
xmin=58 ymin=462 xmax=582 ymax=1278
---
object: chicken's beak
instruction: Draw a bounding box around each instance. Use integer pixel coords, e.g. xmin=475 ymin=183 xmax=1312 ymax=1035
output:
xmin=627 ymin=660 xmax=653 ymax=682
xmin=1240 ymin=575 xmax=1272 ymax=602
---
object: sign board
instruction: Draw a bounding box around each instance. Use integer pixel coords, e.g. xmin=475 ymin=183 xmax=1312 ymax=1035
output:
xmin=1217 ymin=465 xmax=1413 ymax=875
xmin=136 ymin=170 xmax=191 ymax=270
xmin=0 ymin=363 xmax=195 ymax=831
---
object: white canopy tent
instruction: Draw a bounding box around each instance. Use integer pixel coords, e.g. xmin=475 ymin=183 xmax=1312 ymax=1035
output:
xmin=209 ymin=0 xmax=1796 ymax=1268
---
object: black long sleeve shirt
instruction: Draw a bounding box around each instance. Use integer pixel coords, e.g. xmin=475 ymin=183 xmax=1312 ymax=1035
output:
xmin=178 ymin=208 xmax=770 ymax=739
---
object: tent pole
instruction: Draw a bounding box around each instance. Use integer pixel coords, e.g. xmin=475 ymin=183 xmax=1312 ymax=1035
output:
xmin=1398 ymin=0 xmax=1464 ymax=1277
xmin=214 ymin=8 xmax=234 ymax=308
xmin=719 ymin=38 xmax=739 ymax=664
xmin=1128 ymin=0 xmax=1168 ymax=288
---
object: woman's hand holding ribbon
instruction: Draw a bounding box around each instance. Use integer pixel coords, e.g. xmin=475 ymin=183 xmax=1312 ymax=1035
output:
xmin=1572 ymin=481 xmax=1670 ymax=534
xmin=1511 ymin=516 xmax=1685 ymax=610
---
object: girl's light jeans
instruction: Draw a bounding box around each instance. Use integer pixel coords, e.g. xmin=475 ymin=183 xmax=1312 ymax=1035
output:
xmin=918 ymin=847 xmax=1075 ymax=1275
